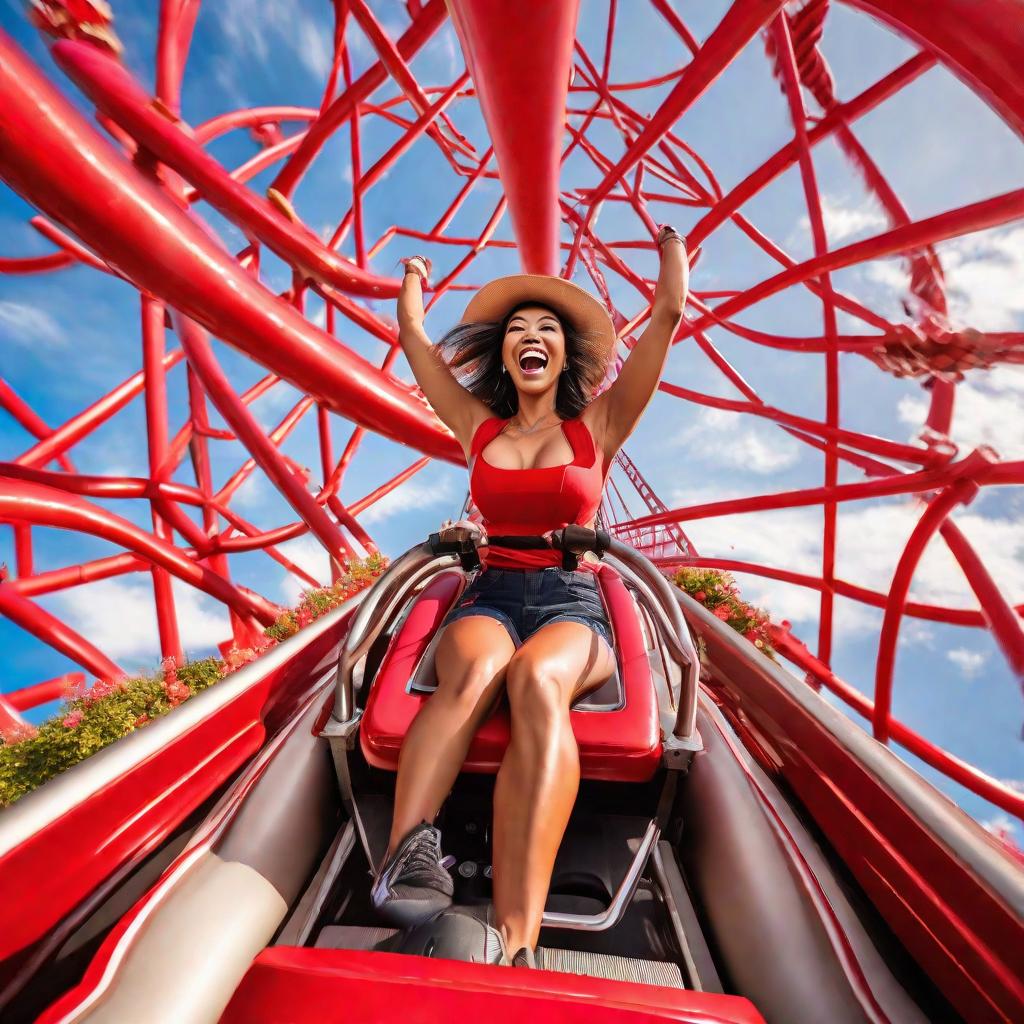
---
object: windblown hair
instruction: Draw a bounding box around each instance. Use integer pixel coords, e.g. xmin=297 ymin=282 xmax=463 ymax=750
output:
xmin=436 ymin=302 xmax=608 ymax=419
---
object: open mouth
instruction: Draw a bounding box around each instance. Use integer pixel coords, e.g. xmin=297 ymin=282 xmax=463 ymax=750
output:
xmin=518 ymin=348 xmax=549 ymax=375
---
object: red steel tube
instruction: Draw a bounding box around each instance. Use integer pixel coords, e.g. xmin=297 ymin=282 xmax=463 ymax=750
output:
xmin=940 ymin=520 xmax=1024 ymax=697
xmin=268 ymin=0 xmax=448 ymax=199
xmin=0 ymin=379 xmax=75 ymax=472
xmin=53 ymin=41 xmax=402 ymax=299
xmin=141 ymin=295 xmax=183 ymax=664
xmin=15 ymin=352 xmax=184 ymax=470
xmin=6 ymin=673 xmax=85 ymax=711
xmin=565 ymin=0 xmax=787 ymax=274
xmin=774 ymin=630 xmax=1024 ymax=819
xmin=0 ymin=478 xmax=277 ymax=626
xmin=873 ymin=450 xmax=996 ymax=742
xmin=174 ymin=315 xmax=356 ymax=562
xmin=447 ymin=0 xmax=581 ymax=273
xmin=0 ymin=32 xmax=462 ymax=464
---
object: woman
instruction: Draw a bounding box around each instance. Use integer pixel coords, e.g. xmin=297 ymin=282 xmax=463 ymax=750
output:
xmin=371 ymin=226 xmax=689 ymax=967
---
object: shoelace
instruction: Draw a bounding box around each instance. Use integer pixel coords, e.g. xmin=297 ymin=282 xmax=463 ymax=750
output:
xmin=400 ymin=830 xmax=448 ymax=880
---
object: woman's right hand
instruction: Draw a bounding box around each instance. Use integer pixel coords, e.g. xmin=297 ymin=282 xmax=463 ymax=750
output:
xmin=401 ymin=255 xmax=432 ymax=285
xmin=438 ymin=518 xmax=488 ymax=548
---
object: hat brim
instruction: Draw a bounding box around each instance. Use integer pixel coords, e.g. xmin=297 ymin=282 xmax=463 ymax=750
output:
xmin=461 ymin=274 xmax=617 ymax=358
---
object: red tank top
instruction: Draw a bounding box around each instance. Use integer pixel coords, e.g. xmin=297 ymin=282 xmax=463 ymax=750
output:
xmin=469 ymin=416 xmax=608 ymax=571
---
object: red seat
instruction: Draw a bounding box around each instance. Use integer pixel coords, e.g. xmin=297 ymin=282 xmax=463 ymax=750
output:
xmin=361 ymin=565 xmax=661 ymax=782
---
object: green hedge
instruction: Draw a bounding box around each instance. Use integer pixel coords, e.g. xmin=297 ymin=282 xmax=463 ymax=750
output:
xmin=0 ymin=555 xmax=386 ymax=808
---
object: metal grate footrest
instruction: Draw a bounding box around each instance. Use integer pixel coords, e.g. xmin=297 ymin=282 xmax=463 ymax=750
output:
xmin=538 ymin=947 xmax=684 ymax=988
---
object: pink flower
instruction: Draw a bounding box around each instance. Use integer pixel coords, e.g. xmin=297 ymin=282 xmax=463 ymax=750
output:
xmin=296 ymin=605 xmax=314 ymax=628
xmin=59 ymin=674 xmax=84 ymax=701
xmin=713 ymin=606 xmax=732 ymax=621
xmin=161 ymin=659 xmax=190 ymax=706
xmin=744 ymin=630 xmax=759 ymax=642
xmin=133 ymin=714 xmax=151 ymax=729
xmin=223 ymin=646 xmax=257 ymax=672
xmin=62 ymin=708 xmax=84 ymax=729
xmin=1 ymin=721 xmax=39 ymax=744
xmin=693 ymin=590 xmax=706 ymax=603
xmin=85 ymin=676 xmax=124 ymax=704
xmin=164 ymin=678 xmax=190 ymax=707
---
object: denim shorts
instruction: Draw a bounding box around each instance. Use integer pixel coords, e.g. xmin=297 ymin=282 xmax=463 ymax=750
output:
xmin=441 ymin=566 xmax=614 ymax=651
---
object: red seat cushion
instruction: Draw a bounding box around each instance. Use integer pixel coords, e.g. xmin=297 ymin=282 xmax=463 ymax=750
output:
xmin=361 ymin=566 xmax=661 ymax=782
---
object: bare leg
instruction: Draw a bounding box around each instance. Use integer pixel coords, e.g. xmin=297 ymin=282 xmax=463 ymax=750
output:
xmin=492 ymin=622 xmax=615 ymax=953
xmin=386 ymin=615 xmax=516 ymax=856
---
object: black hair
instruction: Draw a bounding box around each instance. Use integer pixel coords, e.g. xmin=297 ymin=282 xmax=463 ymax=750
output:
xmin=436 ymin=301 xmax=608 ymax=419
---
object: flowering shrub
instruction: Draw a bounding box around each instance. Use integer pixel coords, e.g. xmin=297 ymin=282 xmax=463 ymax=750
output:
xmin=264 ymin=553 xmax=386 ymax=642
xmin=0 ymin=555 xmax=386 ymax=808
xmin=671 ymin=567 xmax=775 ymax=660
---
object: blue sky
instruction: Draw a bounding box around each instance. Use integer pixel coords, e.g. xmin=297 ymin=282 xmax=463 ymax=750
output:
xmin=0 ymin=1 xmax=1021 ymax=841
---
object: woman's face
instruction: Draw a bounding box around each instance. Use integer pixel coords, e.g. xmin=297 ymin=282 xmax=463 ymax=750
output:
xmin=501 ymin=305 xmax=566 ymax=395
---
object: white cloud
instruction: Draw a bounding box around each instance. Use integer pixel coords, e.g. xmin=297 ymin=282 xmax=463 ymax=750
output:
xmin=797 ymin=196 xmax=886 ymax=245
xmin=674 ymin=409 xmax=800 ymax=474
xmin=0 ymin=301 xmax=65 ymax=347
xmin=900 ymin=619 xmax=936 ymax=647
xmin=666 ymin=484 xmax=826 ymax=625
xmin=938 ymin=226 xmax=1024 ymax=331
xmin=216 ymin=0 xmax=334 ymax=81
xmin=981 ymin=814 xmax=1022 ymax=842
xmin=867 ymin=225 xmax=1024 ymax=332
xmin=946 ymin=646 xmax=986 ymax=678
xmin=277 ymin=535 xmax=332 ymax=603
xmin=898 ymin=364 xmax=1024 ymax=459
xmin=359 ymin=474 xmax=457 ymax=525
xmin=54 ymin=577 xmax=231 ymax=666
xmin=295 ymin=16 xmax=334 ymax=79
xmin=233 ymin=471 xmax=271 ymax=511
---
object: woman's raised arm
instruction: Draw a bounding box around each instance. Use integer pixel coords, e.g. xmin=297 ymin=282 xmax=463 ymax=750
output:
xmin=398 ymin=258 xmax=494 ymax=451
xmin=585 ymin=227 xmax=689 ymax=457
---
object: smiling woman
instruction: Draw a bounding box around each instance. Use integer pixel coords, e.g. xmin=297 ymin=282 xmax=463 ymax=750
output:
xmin=381 ymin=235 xmax=688 ymax=964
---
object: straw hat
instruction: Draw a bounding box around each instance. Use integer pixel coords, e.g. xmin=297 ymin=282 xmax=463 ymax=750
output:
xmin=461 ymin=274 xmax=617 ymax=358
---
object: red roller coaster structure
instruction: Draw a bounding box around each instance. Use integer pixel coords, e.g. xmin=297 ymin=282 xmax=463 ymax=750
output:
xmin=0 ymin=1 xmax=1023 ymax=1021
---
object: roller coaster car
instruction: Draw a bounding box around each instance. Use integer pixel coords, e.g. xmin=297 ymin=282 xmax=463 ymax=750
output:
xmin=12 ymin=538 xmax=1022 ymax=1023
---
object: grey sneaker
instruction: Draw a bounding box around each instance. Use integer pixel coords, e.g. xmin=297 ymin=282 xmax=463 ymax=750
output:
xmin=371 ymin=822 xmax=454 ymax=927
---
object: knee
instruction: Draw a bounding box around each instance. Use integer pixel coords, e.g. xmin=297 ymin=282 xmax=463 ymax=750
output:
xmin=505 ymin=656 xmax=566 ymax=726
xmin=436 ymin=660 xmax=501 ymax=709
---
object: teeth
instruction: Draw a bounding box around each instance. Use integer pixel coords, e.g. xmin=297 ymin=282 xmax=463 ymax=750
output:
xmin=518 ymin=349 xmax=548 ymax=371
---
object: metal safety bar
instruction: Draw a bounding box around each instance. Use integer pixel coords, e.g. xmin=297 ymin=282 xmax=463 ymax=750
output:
xmin=329 ymin=541 xmax=462 ymax=725
xmin=604 ymin=541 xmax=701 ymax=745
xmin=540 ymin=819 xmax=660 ymax=932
